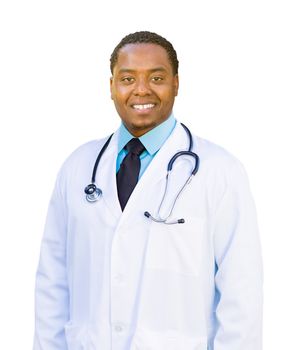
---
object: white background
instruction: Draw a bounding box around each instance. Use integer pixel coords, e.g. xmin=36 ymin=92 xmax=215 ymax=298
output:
xmin=0 ymin=0 xmax=297 ymax=348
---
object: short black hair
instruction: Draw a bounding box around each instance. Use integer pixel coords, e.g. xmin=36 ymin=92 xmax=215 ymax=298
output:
xmin=110 ymin=31 xmax=179 ymax=75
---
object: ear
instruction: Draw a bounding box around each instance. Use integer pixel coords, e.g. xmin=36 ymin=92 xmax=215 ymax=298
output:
xmin=174 ymin=74 xmax=179 ymax=96
xmin=110 ymin=76 xmax=114 ymax=100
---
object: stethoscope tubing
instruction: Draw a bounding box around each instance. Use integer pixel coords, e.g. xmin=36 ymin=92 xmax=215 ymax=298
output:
xmin=91 ymin=133 xmax=113 ymax=184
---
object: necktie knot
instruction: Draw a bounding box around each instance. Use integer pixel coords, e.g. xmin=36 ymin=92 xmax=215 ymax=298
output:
xmin=125 ymin=138 xmax=145 ymax=156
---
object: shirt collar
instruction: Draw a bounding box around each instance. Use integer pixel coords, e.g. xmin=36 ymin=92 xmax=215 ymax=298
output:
xmin=117 ymin=113 xmax=176 ymax=156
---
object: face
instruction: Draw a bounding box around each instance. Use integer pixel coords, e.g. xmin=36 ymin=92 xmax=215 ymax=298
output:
xmin=110 ymin=43 xmax=179 ymax=137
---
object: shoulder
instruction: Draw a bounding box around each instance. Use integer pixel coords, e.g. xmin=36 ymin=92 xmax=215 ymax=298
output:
xmin=192 ymin=134 xmax=250 ymax=188
xmin=56 ymin=136 xmax=112 ymax=183
xmin=194 ymin=135 xmax=243 ymax=168
xmin=64 ymin=138 xmax=107 ymax=166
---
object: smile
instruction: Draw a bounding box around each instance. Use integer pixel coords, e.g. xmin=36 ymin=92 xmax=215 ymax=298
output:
xmin=132 ymin=104 xmax=155 ymax=110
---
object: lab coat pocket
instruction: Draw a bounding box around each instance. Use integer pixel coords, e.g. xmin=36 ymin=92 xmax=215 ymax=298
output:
xmin=130 ymin=328 xmax=207 ymax=350
xmin=64 ymin=323 xmax=88 ymax=350
xmin=145 ymin=217 xmax=204 ymax=276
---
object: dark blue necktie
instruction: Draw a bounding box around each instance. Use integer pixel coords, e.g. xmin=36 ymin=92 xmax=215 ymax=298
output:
xmin=117 ymin=138 xmax=145 ymax=210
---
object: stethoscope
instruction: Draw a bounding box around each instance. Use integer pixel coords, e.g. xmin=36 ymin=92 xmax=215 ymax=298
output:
xmin=84 ymin=123 xmax=200 ymax=225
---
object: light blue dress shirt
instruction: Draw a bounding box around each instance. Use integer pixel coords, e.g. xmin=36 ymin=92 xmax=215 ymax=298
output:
xmin=116 ymin=114 xmax=176 ymax=178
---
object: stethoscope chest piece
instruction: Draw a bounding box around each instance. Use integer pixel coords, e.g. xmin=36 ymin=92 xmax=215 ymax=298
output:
xmin=85 ymin=183 xmax=102 ymax=202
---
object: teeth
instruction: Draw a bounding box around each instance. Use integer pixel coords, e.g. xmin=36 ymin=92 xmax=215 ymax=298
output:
xmin=133 ymin=104 xmax=155 ymax=110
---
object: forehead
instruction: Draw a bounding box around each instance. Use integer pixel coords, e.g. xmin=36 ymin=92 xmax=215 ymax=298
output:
xmin=114 ymin=43 xmax=172 ymax=73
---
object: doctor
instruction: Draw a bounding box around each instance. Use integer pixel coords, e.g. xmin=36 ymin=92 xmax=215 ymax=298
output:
xmin=34 ymin=31 xmax=263 ymax=350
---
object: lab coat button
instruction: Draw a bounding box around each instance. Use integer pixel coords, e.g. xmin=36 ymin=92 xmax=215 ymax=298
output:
xmin=113 ymin=323 xmax=125 ymax=333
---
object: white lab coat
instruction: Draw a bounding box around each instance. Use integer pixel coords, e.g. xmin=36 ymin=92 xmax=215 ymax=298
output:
xmin=34 ymin=122 xmax=263 ymax=350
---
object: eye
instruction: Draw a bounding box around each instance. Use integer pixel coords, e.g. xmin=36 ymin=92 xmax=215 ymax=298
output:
xmin=121 ymin=76 xmax=135 ymax=83
xmin=151 ymin=76 xmax=163 ymax=82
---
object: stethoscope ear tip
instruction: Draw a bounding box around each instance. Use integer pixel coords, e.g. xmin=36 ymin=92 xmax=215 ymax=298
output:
xmin=144 ymin=211 xmax=185 ymax=224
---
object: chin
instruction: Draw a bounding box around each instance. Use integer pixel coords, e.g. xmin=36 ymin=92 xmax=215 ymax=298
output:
xmin=129 ymin=121 xmax=156 ymax=136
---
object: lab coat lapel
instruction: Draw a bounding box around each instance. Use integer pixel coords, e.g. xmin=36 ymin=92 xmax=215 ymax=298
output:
xmin=120 ymin=122 xmax=189 ymax=221
xmin=96 ymin=130 xmax=122 ymax=221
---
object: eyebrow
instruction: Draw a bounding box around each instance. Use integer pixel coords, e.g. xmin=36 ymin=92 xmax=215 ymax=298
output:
xmin=118 ymin=67 xmax=168 ymax=74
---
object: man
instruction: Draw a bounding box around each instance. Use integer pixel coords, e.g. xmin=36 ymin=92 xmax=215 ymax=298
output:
xmin=34 ymin=31 xmax=263 ymax=350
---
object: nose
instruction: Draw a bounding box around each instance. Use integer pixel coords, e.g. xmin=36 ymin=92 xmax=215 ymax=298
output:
xmin=133 ymin=78 xmax=152 ymax=96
